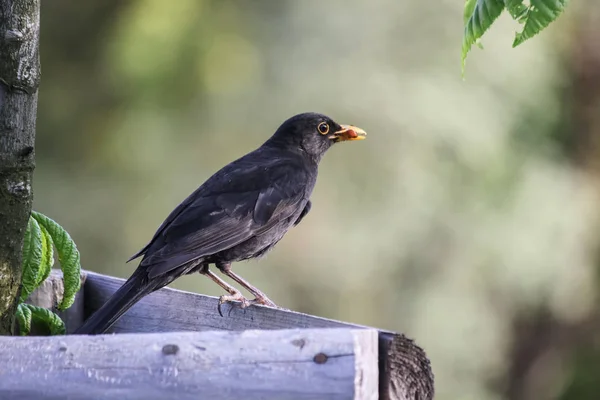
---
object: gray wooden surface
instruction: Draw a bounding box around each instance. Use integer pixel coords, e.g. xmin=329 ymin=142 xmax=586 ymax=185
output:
xmin=27 ymin=269 xmax=87 ymax=334
xmin=84 ymin=271 xmax=434 ymax=400
xmin=0 ymin=328 xmax=377 ymax=400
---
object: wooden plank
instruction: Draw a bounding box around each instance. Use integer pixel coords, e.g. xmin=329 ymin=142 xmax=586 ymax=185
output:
xmin=84 ymin=271 xmax=434 ymax=400
xmin=26 ymin=269 xmax=87 ymax=334
xmin=0 ymin=328 xmax=378 ymax=400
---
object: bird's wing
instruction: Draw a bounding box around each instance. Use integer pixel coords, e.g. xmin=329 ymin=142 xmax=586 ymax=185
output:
xmin=138 ymin=158 xmax=309 ymax=278
xmin=294 ymin=200 xmax=311 ymax=226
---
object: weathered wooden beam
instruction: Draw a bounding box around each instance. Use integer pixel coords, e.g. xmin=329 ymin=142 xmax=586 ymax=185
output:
xmin=84 ymin=271 xmax=434 ymax=400
xmin=0 ymin=328 xmax=378 ymax=400
xmin=26 ymin=269 xmax=87 ymax=334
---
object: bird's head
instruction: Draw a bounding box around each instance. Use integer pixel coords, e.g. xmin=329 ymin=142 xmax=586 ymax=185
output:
xmin=265 ymin=112 xmax=366 ymax=161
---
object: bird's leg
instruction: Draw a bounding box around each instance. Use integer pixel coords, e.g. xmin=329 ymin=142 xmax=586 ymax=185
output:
xmin=216 ymin=262 xmax=277 ymax=308
xmin=198 ymin=264 xmax=250 ymax=316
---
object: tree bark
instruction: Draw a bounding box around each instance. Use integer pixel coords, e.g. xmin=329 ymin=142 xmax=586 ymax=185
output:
xmin=0 ymin=0 xmax=40 ymax=335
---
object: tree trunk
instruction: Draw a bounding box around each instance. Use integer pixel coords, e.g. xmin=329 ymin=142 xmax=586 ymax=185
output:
xmin=0 ymin=0 xmax=40 ymax=335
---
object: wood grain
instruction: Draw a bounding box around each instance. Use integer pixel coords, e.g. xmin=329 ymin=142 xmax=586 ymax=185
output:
xmin=0 ymin=328 xmax=378 ymax=400
xmin=84 ymin=271 xmax=434 ymax=400
xmin=27 ymin=269 xmax=87 ymax=334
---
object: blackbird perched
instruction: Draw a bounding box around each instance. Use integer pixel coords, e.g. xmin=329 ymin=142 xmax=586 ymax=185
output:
xmin=75 ymin=112 xmax=366 ymax=334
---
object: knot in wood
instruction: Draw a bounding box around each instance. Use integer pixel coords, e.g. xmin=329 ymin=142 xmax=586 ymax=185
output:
xmin=291 ymin=339 xmax=305 ymax=349
xmin=162 ymin=344 xmax=179 ymax=356
xmin=313 ymin=352 xmax=328 ymax=364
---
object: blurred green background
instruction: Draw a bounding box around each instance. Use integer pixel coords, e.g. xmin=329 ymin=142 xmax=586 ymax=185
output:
xmin=34 ymin=1 xmax=600 ymax=399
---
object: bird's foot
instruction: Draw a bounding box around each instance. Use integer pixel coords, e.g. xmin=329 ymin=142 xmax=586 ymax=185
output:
xmin=216 ymin=262 xmax=277 ymax=309
xmin=217 ymin=293 xmax=278 ymax=317
xmin=218 ymin=292 xmax=250 ymax=317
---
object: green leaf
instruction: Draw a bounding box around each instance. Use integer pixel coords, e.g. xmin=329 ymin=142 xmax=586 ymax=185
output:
xmin=16 ymin=303 xmax=32 ymax=336
xmin=26 ymin=304 xmax=66 ymax=335
xmin=504 ymin=0 xmax=528 ymax=23
xmin=464 ymin=0 xmax=478 ymax=24
xmin=465 ymin=0 xmax=486 ymax=50
xmin=462 ymin=0 xmax=506 ymax=73
xmin=513 ymin=0 xmax=569 ymax=47
xmin=36 ymin=224 xmax=55 ymax=287
xmin=32 ymin=211 xmax=81 ymax=310
xmin=20 ymin=217 xmax=43 ymax=303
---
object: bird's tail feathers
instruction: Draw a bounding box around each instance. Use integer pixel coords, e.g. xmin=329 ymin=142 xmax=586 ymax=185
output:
xmin=126 ymin=244 xmax=150 ymax=263
xmin=74 ymin=269 xmax=156 ymax=335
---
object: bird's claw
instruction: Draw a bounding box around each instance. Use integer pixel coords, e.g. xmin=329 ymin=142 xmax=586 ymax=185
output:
xmin=216 ymin=293 xmax=278 ymax=317
xmin=218 ymin=293 xmax=250 ymax=317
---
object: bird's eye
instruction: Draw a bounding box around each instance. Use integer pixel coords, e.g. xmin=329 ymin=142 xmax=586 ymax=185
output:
xmin=317 ymin=122 xmax=329 ymax=135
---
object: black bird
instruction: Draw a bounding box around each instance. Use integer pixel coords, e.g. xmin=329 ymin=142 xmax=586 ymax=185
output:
xmin=75 ymin=112 xmax=366 ymax=334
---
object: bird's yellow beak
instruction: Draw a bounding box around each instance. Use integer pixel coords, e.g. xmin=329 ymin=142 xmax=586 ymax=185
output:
xmin=330 ymin=125 xmax=367 ymax=142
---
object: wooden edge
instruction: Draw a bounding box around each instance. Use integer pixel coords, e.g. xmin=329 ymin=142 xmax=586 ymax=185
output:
xmin=0 ymin=328 xmax=378 ymax=400
xmin=83 ymin=271 xmax=435 ymax=400
xmin=354 ymin=329 xmax=380 ymax=400
xmin=26 ymin=269 xmax=87 ymax=334
xmin=379 ymin=332 xmax=435 ymax=400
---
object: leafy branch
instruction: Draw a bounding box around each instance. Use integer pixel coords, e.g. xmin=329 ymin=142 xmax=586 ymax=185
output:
xmin=15 ymin=211 xmax=82 ymax=335
xmin=462 ymin=0 xmax=570 ymax=72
